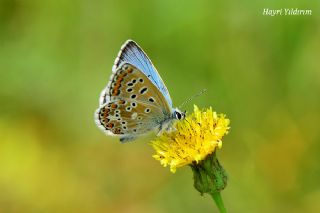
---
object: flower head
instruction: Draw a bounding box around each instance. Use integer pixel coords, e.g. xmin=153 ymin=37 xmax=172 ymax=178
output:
xmin=151 ymin=105 xmax=230 ymax=173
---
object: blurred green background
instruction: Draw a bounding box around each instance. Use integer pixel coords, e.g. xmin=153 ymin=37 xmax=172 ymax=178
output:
xmin=1 ymin=0 xmax=319 ymax=212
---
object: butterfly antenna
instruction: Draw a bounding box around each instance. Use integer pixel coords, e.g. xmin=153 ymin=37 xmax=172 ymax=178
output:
xmin=178 ymin=88 xmax=207 ymax=109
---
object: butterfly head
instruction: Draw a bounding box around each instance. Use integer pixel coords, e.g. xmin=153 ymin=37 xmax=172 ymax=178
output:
xmin=173 ymin=108 xmax=186 ymax=120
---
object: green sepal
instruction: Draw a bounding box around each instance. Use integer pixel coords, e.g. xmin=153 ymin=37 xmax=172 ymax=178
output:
xmin=190 ymin=151 xmax=227 ymax=195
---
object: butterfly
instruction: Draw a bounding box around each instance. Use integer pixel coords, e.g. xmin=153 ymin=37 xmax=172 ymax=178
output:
xmin=95 ymin=40 xmax=185 ymax=142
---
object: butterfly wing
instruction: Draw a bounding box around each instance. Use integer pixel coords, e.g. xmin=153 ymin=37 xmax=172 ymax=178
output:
xmin=100 ymin=40 xmax=173 ymax=107
xmin=95 ymin=63 xmax=173 ymax=142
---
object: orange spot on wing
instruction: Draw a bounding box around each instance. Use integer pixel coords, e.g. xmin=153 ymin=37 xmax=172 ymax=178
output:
xmin=103 ymin=112 xmax=109 ymax=118
xmin=112 ymin=88 xmax=119 ymax=95
xmin=107 ymin=123 xmax=114 ymax=129
xmin=117 ymin=77 xmax=123 ymax=82
xmin=112 ymin=73 xmax=127 ymax=96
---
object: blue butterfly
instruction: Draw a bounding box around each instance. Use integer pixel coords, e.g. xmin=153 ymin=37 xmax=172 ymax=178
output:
xmin=95 ymin=40 xmax=185 ymax=142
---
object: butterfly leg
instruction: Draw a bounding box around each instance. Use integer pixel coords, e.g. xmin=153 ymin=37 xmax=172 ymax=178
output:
xmin=157 ymin=120 xmax=177 ymax=136
xmin=157 ymin=122 xmax=166 ymax=135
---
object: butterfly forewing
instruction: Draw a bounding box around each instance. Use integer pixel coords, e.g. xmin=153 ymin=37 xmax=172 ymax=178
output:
xmin=100 ymin=40 xmax=173 ymax=107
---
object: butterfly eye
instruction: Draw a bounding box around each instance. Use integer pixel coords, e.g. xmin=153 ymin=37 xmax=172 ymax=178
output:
xmin=175 ymin=111 xmax=183 ymax=120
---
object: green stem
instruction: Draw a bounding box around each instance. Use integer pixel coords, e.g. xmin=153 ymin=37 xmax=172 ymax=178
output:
xmin=210 ymin=192 xmax=227 ymax=213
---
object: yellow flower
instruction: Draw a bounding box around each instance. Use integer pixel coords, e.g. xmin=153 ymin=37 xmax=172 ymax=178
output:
xmin=151 ymin=105 xmax=230 ymax=173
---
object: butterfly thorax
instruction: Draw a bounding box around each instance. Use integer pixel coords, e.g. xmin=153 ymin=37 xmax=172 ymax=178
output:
xmin=157 ymin=108 xmax=185 ymax=134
